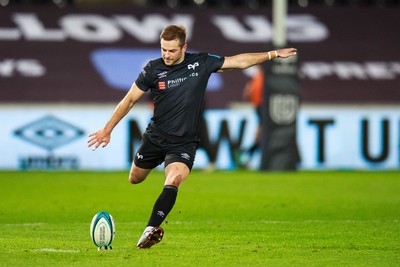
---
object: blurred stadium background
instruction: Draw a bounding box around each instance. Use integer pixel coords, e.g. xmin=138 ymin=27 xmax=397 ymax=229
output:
xmin=1 ymin=0 xmax=399 ymax=171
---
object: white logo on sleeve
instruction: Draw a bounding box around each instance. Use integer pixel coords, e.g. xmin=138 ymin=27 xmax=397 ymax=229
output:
xmin=181 ymin=153 xmax=190 ymax=160
xmin=136 ymin=153 xmax=143 ymax=159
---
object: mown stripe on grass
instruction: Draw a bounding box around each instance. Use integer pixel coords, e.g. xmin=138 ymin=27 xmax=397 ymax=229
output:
xmin=2 ymin=219 xmax=398 ymax=227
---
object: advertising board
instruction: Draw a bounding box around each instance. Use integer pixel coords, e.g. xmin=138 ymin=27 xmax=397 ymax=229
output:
xmin=1 ymin=104 xmax=398 ymax=170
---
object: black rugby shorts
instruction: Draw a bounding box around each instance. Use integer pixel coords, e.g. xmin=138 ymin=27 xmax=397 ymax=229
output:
xmin=133 ymin=129 xmax=198 ymax=170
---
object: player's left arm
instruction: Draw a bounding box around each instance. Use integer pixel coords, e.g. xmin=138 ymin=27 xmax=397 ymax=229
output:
xmin=218 ymin=48 xmax=297 ymax=72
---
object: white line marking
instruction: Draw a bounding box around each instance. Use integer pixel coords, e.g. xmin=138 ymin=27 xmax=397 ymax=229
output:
xmin=34 ymin=248 xmax=80 ymax=253
xmin=3 ymin=223 xmax=45 ymax=227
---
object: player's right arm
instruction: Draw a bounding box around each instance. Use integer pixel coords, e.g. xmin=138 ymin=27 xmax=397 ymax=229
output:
xmin=87 ymin=83 xmax=146 ymax=151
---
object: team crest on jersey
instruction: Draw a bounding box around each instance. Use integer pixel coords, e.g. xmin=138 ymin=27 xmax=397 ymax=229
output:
xmin=158 ymin=81 xmax=166 ymax=90
xmin=188 ymin=62 xmax=199 ymax=70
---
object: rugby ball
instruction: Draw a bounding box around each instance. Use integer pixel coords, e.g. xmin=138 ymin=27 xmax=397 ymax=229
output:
xmin=90 ymin=211 xmax=115 ymax=249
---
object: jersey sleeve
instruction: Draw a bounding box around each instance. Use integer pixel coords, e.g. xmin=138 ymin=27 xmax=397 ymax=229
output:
xmin=134 ymin=61 xmax=153 ymax=92
xmin=205 ymin=53 xmax=225 ymax=73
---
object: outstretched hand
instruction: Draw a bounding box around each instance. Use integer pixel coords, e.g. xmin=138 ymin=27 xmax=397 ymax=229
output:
xmin=87 ymin=129 xmax=111 ymax=151
xmin=277 ymin=48 xmax=297 ymax=58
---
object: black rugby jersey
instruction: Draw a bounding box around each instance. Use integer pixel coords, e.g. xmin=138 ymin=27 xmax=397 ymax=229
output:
xmin=135 ymin=52 xmax=225 ymax=140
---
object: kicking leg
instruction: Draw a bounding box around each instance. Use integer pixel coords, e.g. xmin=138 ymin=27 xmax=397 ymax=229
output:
xmin=136 ymin=162 xmax=190 ymax=249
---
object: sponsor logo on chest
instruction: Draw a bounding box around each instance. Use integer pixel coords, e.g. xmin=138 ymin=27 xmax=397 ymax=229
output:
xmin=156 ymin=62 xmax=200 ymax=90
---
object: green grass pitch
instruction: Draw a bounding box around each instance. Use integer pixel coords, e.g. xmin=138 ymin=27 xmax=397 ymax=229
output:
xmin=0 ymin=170 xmax=399 ymax=266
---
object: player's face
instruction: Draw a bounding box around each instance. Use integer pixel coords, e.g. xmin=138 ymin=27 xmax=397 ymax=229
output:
xmin=160 ymin=38 xmax=187 ymax=66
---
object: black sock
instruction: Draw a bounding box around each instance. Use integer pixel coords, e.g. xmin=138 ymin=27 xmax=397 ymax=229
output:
xmin=147 ymin=185 xmax=178 ymax=227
